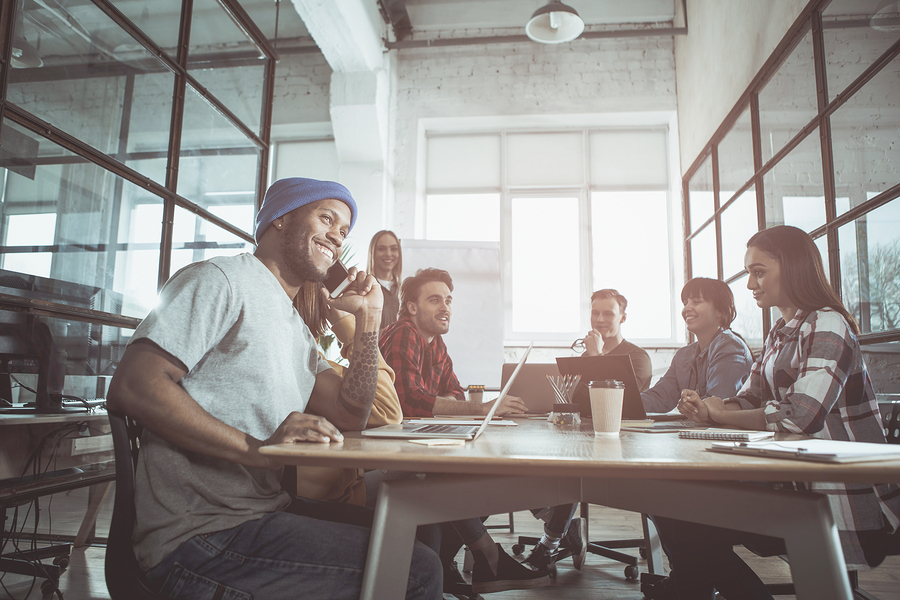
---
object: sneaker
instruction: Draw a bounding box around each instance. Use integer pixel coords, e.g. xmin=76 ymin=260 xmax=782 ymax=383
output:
xmin=560 ymin=517 xmax=587 ymax=570
xmin=522 ymin=543 xmax=555 ymax=571
xmin=471 ymin=544 xmax=551 ymax=594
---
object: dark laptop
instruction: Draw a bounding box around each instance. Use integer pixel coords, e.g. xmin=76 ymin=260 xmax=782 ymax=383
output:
xmin=555 ymin=355 xmax=646 ymax=420
xmin=500 ymin=363 xmax=559 ymax=414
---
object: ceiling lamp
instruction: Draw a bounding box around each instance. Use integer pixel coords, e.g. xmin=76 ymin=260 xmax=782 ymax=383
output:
xmin=525 ymin=0 xmax=585 ymax=44
xmin=11 ymin=1 xmax=43 ymax=69
xmin=870 ymin=0 xmax=900 ymax=31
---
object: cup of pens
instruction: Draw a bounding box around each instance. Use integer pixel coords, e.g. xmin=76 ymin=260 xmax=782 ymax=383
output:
xmin=588 ymin=379 xmax=625 ymax=435
xmin=547 ymin=374 xmax=581 ymax=426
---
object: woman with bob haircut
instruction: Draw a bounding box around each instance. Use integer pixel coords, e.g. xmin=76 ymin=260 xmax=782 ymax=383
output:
xmin=641 ymin=277 xmax=753 ymax=414
xmin=659 ymin=225 xmax=900 ymax=599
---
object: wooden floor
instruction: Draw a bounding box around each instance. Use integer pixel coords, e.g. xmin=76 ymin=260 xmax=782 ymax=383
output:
xmin=3 ymin=485 xmax=900 ymax=600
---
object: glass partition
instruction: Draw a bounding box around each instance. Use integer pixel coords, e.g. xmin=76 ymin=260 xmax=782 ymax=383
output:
xmin=717 ymin=107 xmax=755 ymax=199
xmin=690 ymin=223 xmax=718 ymax=280
xmin=758 ymin=30 xmax=818 ymax=165
xmin=729 ymin=274 xmax=764 ymax=346
xmin=169 ymin=205 xmax=255 ymax=276
xmin=720 ymin=189 xmax=758 ymax=279
xmin=687 ymin=153 xmax=714 ymax=233
xmin=763 ymin=130 xmax=825 ymax=231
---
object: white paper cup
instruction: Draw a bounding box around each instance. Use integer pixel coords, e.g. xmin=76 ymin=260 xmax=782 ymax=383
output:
xmin=589 ymin=380 xmax=625 ymax=435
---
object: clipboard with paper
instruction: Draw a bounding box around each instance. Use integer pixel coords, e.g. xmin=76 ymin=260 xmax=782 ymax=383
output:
xmin=709 ymin=439 xmax=900 ymax=464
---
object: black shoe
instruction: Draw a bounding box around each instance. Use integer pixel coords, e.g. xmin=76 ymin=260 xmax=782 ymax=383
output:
xmin=443 ymin=560 xmax=475 ymax=598
xmin=522 ymin=543 xmax=555 ymax=571
xmin=560 ymin=517 xmax=587 ymax=570
xmin=640 ymin=571 xmax=678 ymax=600
xmin=472 ymin=544 xmax=551 ymax=594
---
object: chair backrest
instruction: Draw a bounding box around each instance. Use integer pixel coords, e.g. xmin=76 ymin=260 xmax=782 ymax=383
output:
xmin=105 ymin=410 xmax=167 ymax=600
xmin=881 ymin=402 xmax=900 ymax=445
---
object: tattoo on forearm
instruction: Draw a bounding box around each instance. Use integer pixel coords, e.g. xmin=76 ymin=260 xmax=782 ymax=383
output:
xmin=339 ymin=331 xmax=379 ymax=419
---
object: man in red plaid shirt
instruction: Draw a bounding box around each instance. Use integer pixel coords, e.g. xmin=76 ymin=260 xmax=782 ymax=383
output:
xmin=379 ymin=267 xmax=528 ymax=417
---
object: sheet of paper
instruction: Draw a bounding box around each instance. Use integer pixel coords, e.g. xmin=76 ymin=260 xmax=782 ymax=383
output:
xmin=408 ymin=439 xmax=467 ymax=446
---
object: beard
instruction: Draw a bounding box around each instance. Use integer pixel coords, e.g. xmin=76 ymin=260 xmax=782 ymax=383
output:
xmin=281 ymin=221 xmax=328 ymax=284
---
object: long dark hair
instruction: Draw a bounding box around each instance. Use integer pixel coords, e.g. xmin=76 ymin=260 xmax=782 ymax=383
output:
xmin=747 ymin=225 xmax=860 ymax=335
xmin=681 ymin=277 xmax=736 ymax=329
xmin=294 ymin=281 xmax=329 ymax=338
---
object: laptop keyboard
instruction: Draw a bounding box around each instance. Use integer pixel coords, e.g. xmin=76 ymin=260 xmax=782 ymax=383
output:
xmin=414 ymin=424 xmax=476 ymax=435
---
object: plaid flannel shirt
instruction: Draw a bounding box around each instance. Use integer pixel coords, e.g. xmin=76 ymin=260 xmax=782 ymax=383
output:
xmin=727 ymin=308 xmax=900 ymax=568
xmin=379 ymin=317 xmax=466 ymax=417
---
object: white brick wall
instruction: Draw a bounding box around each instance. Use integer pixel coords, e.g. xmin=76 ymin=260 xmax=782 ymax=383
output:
xmin=389 ymin=35 xmax=678 ymax=238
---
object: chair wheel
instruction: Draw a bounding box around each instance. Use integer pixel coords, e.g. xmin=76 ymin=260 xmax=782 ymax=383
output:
xmin=512 ymin=544 xmax=524 ymax=555
xmin=548 ymin=563 xmax=558 ymax=580
xmin=639 ymin=546 xmax=647 ymax=559
xmin=625 ymin=565 xmax=639 ymax=581
xmin=41 ymin=579 xmax=57 ymax=596
xmin=53 ymin=556 xmax=69 ymax=569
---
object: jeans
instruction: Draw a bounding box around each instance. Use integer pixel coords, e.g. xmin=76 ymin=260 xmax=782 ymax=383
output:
xmin=145 ymin=504 xmax=442 ymax=600
xmin=530 ymin=503 xmax=578 ymax=537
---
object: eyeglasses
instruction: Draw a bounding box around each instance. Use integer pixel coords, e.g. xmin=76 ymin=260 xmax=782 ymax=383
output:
xmin=570 ymin=338 xmax=585 ymax=353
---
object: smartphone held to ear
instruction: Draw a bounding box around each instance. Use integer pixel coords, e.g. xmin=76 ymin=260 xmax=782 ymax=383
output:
xmin=324 ymin=260 xmax=352 ymax=299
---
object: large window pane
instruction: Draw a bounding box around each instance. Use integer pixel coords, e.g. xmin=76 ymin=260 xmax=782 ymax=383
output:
xmin=511 ymin=197 xmax=579 ymax=333
xmin=177 ymin=85 xmax=261 ymax=226
xmin=763 ymin=131 xmax=825 ymax=231
xmin=687 ymin=154 xmax=714 ymax=233
xmin=823 ymin=1 xmax=900 ymax=103
xmin=110 ymin=0 xmax=183 ymax=52
xmin=690 ymin=223 xmax=718 ymax=280
xmin=190 ymin=0 xmax=266 ymax=135
xmin=717 ymin=107 xmax=755 ymax=198
xmin=590 ymin=129 xmax=668 ymax=188
xmin=720 ymin=189 xmax=758 ymax=278
xmin=758 ymin=30 xmax=818 ymax=165
xmin=426 ymin=194 xmax=500 ymax=242
xmin=729 ymin=274 xmax=764 ymax=346
xmin=507 ymin=133 xmax=583 ymax=186
xmin=839 ymin=199 xmax=900 ymax=335
xmin=427 ymin=135 xmax=501 ymax=190
xmin=7 ymin=0 xmax=175 ymax=182
xmin=0 ymin=119 xmax=163 ymax=319
xmin=169 ymin=205 xmax=255 ymax=276
xmin=591 ymin=192 xmax=672 ymax=340
xmin=830 ymin=53 xmax=900 ymax=218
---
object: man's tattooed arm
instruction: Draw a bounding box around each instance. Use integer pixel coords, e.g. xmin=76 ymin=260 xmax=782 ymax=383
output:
xmin=336 ymin=330 xmax=379 ymax=429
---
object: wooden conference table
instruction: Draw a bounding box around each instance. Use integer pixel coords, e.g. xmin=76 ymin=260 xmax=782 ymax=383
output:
xmin=260 ymin=418 xmax=900 ymax=600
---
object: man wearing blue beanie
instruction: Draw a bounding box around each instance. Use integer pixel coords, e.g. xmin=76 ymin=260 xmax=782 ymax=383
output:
xmin=108 ymin=178 xmax=441 ymax=600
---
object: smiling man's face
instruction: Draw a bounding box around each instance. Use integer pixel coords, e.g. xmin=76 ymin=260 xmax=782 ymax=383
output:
xmin=408 ymin=280 xmax=452 ymax=342
xmin=279 ymin=198 xmax=350 ymax=284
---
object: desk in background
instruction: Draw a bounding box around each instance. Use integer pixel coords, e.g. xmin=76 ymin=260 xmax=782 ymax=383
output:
xmin=261 ymin=418 xmax=900 ymax=600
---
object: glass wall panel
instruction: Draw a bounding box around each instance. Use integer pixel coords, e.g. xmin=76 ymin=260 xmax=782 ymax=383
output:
xmin=729 ymin=274 xmax=764 ymax=346
xmin=507 ymin=133 xmax=583 ymax=186
xmin=6 ymin=0 xmax=175 ymax=177
xmin=720 ymin=189 xmax=758 ymax=278
xmin=690 ymin=223 xmax=718 ymax=279
xmin=591 ymin=192 xmax=672 ymax=340
xmin=178 ymin=85 xmax=261 ymax=227
xmin=830 ymin=53 xmax=900 ymax=218
xmin=110 ymin=0 xmax=184 ymax=53
xmin=169 ymin=205 xmax=255 ymax=276
xmin=838 ymin=199 xmax=900 ymax=335
xmin=823 ymin=0 xmax=900 ymax=103
xmin=763 ymin=131 xmax=824 ymax=231
xmin=0 ymin=119 xmax=164 ymax=319
xmin=426 ymin=194 xmax=500 ymax=242
xmin=687 ymin=154 xmax=714 ymax=233
xmin=717 ymin=107 xmax=755 ymax=199
xmin=511 ymin=197 xmax=580 ymax=333
xmin=758 ymin=30 xmax=818 ymax=164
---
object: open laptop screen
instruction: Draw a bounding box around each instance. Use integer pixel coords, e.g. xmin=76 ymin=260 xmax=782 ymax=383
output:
xmin=555 ymin=355 xmax=646 ymax=420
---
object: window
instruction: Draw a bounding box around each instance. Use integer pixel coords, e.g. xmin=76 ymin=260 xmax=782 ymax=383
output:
xmin=425 ymin=127 xmax=678 ymax=344
xmin=683 ymin=0 xmax=900 ymax=343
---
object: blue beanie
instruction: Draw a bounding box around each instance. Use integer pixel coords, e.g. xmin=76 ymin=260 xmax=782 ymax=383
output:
xmin=255 ymin=177 xmax=358 ymax=243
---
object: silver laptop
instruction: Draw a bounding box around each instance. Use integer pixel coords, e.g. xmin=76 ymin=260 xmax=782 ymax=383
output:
xmin=500 ymin=362 xmax=558 ymax=414
xmin=362 ymin=343 xmax=533 ymax=440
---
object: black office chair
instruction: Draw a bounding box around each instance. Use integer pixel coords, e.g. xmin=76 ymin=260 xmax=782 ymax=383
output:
xmin=105 ymin=410 xmax=167 ymax=600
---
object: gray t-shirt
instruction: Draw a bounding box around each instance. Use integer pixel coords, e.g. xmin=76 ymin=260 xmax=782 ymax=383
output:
xmin=129 ymin=253 xmax=331 ymax=571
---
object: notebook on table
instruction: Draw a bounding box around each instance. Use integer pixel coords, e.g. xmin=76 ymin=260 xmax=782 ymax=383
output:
xmin=362 ymin=343 xmax=533 ymax=441
xmin=708 ymin=439 xmax=900 ymax=463
xmin=679 ymin=430 xmax=774 ymax=442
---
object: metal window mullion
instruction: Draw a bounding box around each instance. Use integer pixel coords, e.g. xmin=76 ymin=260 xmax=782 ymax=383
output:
xmin=711 ymin=146 xmax=723 ymax=281
xmin=256 ymin=56 xmax=276 ymax=212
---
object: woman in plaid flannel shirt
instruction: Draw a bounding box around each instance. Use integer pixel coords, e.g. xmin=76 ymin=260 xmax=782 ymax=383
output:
xmin=656 ymin=226 xmax=900 ymax=599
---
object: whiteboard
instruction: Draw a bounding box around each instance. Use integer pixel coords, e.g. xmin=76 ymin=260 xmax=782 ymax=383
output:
xmin=400 ymin=240 xmax=503 ymax=388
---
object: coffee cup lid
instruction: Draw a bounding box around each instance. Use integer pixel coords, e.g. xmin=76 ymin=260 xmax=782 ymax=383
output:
xmin=588 ymin=379 xmax=625 ymax=389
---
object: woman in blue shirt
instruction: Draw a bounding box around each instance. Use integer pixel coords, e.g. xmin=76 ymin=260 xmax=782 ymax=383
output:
xmin=641 ymin=277 xmax=753 ymax=414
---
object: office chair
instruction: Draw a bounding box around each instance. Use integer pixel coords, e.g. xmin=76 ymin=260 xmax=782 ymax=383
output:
xmin=105 ymin=410 xmax=167 ymax=600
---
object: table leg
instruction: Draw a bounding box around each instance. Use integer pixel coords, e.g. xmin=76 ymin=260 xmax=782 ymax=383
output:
xmin=74 ymin=481 xmax=113 ymax=547
xmin=361 ymin=474 xmax=580 ymax=600
xmin=641 ymin=514 xmax=663 ymax=575
xmin=583 ymin=478 xmax=851 ymax=600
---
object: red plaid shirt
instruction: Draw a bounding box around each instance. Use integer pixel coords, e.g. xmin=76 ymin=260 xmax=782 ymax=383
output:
xmin=379 ymin=317 xmax=465 ymax=417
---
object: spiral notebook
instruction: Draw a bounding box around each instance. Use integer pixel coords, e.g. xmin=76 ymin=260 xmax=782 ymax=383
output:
xmin=679 ymin=430 xmax=775 ymax=442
